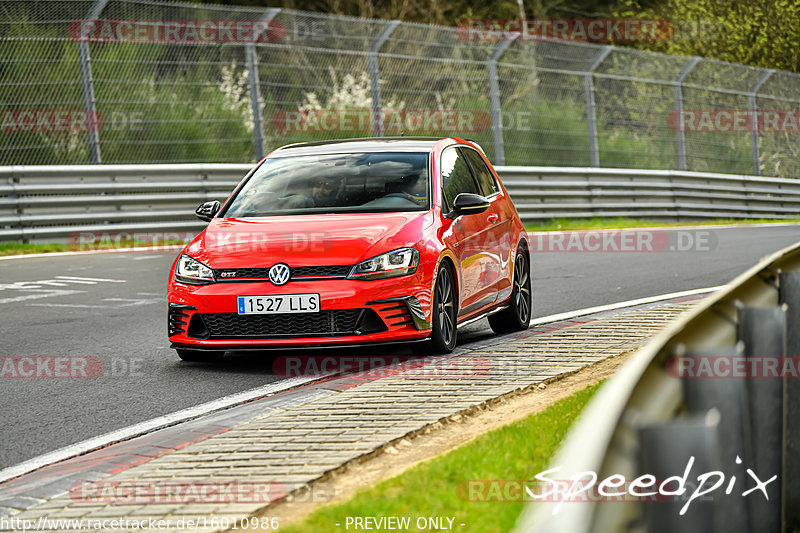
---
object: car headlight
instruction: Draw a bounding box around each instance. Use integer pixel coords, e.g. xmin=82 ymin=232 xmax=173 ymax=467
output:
xmin=174 ymin=255 xmax=215 ymax=285
xmin=348 ymin=248 xmax=419 ymax=280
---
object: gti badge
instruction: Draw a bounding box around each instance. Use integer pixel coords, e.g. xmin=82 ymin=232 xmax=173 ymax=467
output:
xmin=219 ymin=271 xmax=237 ymax=278
xmin=268 ymin=263 xmax=291 ymax=286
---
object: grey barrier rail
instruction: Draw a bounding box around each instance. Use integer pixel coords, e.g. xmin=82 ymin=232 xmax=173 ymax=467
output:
xmin=2 ymin=164 xmax=800 ymax=241
xmin=515 ymin=240 xmax=800 ymax=532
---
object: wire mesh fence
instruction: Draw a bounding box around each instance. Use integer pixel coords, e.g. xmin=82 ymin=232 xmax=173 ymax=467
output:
xmin=2 ymin=0 xmax=800 ymax=177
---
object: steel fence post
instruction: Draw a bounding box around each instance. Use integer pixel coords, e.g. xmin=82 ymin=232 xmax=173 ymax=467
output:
xmin=673 ymin=57 xmax=700 ymax=171
xmin=749 ymin=69 xmax=774 ymax=176
xmin=584 ymin=46 xmax=612 ymax=168
xmin=77 ymin=0 xmax=109 ymax=164
xmin=780 ymin=272 xmax=800 ymax=530
xmin=488 ymin=36 xmax=516 ymax=166
xmin=246 ymin=8 xmax=280 ymax=161
xmin=368 ymin=21 xmax=401 ymax=137
xmin=738 ymin=305 xmax=786 ymax=533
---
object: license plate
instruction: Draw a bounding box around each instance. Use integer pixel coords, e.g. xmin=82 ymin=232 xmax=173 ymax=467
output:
xmin=237 ymin=294 xmax=320 ymax=315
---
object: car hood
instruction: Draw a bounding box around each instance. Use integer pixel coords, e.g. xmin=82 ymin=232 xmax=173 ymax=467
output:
xmin=186 ymin=211 xmax=434 ymax=268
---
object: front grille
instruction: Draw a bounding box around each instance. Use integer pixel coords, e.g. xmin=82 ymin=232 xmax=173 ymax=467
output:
xmin=293 ymin=265 xmax=352 ymax=277
xmin=190 ymin=309 xmax=386 ymax=339
xmin=213 ymin=265 xmax=351 ymax=281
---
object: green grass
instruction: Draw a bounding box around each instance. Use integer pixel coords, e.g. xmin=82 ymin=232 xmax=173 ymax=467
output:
xmin=281 ymin=382 xmax=602 ymax=533
xmin=524 ymin=216 xmax=800 ymax=232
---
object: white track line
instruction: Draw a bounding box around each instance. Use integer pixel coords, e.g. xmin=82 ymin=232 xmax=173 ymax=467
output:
xmin=0 ymin=375 xmax=329 ymax=485
xmin=0 ymin=285 xmax=724 ymax=485
xmin=528 ymin=286 xmax=724 ymax=327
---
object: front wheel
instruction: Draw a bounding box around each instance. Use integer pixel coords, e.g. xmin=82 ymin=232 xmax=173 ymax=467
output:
xmin=489 ymin=249 xmax=532 ymax=334
xmin=416 ymin=264 xmax=458 ymax=355
xmin=176 ymin=348 xmax=225 ymax=363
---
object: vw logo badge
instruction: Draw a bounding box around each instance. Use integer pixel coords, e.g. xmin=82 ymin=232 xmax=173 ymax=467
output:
xmin=268 ymin=263 xmax=291 ymax=286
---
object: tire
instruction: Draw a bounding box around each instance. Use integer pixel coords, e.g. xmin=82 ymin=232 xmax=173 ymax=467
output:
xmin=489 ymin=249 xmax=532 ymax=334
xmin=176 ymin=348 xmax=225 ymax=362
xmin=418 ymin=263 xmax=458 ymax=355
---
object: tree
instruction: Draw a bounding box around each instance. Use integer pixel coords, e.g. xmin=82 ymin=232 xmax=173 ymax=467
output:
xmin=616 ymin=0 xmax=800 ymax=73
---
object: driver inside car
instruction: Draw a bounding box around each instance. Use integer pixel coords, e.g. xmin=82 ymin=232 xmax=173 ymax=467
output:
xmin=280 ymin=175 xmax=342 ymax=209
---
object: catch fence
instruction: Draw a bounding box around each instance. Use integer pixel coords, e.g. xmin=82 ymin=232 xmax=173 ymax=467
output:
xmin=2 ymin=1 xmax=800 ymax=178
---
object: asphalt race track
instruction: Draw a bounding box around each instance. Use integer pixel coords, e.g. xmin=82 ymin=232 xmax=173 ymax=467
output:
xmin=1 ymin=224 xmax=799 ymax=469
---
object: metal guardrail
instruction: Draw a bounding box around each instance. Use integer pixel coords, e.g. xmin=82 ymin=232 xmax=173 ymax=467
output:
xmin=515 ymin=240 xmax=800 ymax=532
xmin=1 ymin=164 xmax=800 ymax=241
xmin=0 ymin=164 xmax=247 ymax=241
xmin=504 ymin=167 xmax=800 ymax=220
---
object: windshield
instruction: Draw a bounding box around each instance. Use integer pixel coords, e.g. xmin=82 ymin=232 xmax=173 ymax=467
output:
xmin=223 ymin=152 xmax=430 ymax=217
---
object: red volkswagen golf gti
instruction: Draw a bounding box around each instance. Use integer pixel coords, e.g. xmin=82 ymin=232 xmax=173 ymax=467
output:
xmin=167 ymin=137 xmax=531 ymax=361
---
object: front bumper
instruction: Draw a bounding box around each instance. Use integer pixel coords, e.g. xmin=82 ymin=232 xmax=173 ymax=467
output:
xmin=167 ymin=270 xmax=434 ymax=349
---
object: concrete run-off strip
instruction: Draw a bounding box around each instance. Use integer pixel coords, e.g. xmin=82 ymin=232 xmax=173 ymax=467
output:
xmin=0 ymin=298 xmax=700 ymax=532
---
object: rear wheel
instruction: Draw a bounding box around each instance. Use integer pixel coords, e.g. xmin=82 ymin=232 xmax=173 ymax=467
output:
xmin=176 ymin=349 xmax=225 ymax=363
xmin=415 ymin=264 xmax=458 ymax=355
xmin=489 ymin=249 xmax=531 ymax=334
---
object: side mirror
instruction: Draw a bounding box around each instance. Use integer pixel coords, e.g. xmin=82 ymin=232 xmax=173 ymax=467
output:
xmin=448 ymin=193 xmax=490 ymax=219
xmin=195 ymin=201 xmax=220 ymax=222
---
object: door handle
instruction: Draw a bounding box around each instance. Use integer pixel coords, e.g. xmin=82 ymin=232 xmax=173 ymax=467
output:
xmin=487 ymin=214 xmax=499 ymax=224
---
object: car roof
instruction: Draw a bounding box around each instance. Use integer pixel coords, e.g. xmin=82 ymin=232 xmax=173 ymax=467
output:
xmin=269 ymin=137 xmax=471 ymax=157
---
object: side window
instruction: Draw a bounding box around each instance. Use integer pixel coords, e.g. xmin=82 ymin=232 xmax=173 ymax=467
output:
xmin=461 ymin=148 xmax=498 ymax=197
xmin=440 ymin=147 xmax=480 ymax=210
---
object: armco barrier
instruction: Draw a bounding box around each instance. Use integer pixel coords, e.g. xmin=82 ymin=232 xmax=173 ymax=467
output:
xmin=2 ymin=164 xmax=800 ymax=241
xmin=515 ymin=240 xmax=800 ymax=532
xmin=0 ymin=164 xmax=248 ymax=241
